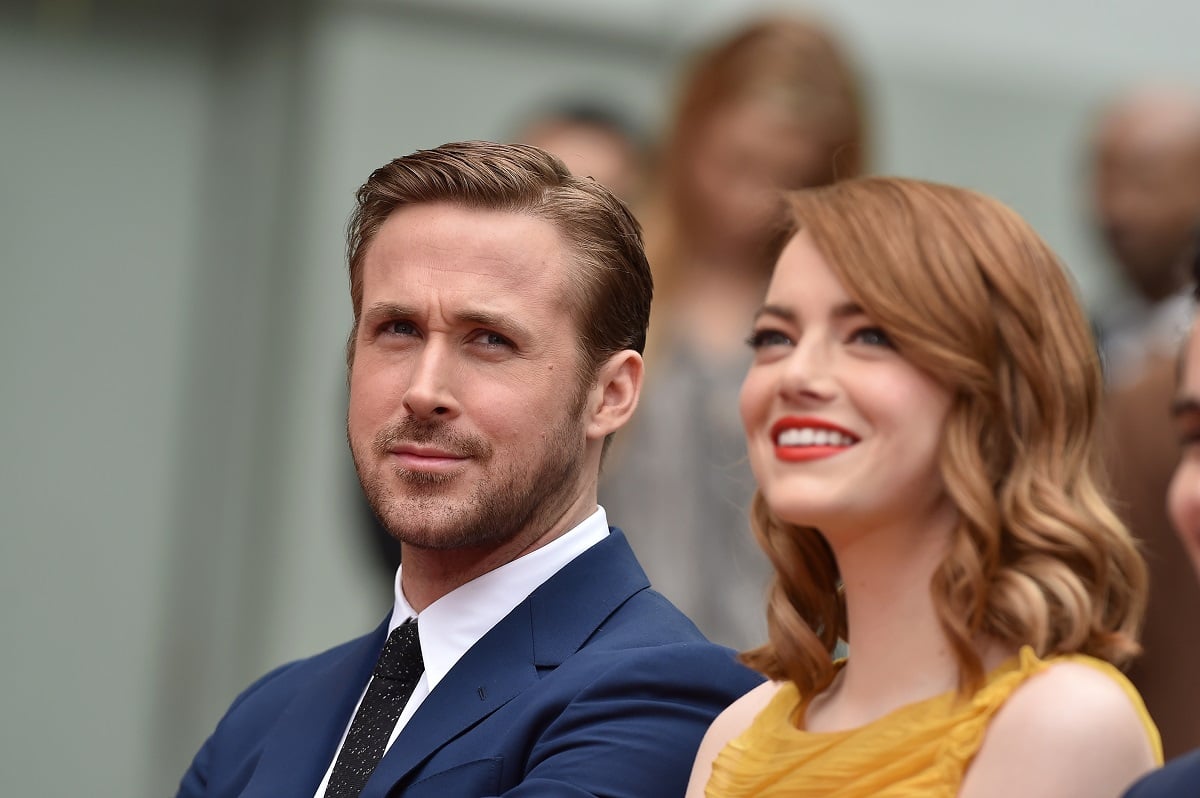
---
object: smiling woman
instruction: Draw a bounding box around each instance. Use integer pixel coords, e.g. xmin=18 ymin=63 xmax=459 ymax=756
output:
xmin=687 ymin=176 xmax=1162 ymax=798
xmin=740 ymin=231 xmax=953 ymax=542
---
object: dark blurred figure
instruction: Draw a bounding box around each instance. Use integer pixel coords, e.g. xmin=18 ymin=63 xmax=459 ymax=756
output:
xmin=1123 ymin=243 xmax=1200 ymax=798
xmin=1096 ymin=88 xmax=1200 ymax=761
xmin=600 ymin=15 xmax=867 ymax=651
xmin=514 ymin=100 xmax=649 ymax=205
xmin=1092 ymin=86 xmax=1200 ymax=387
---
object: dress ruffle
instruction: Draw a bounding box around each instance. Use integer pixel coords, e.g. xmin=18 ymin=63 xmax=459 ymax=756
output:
xmin=706 ymin=647 xmax=1159 ymax=797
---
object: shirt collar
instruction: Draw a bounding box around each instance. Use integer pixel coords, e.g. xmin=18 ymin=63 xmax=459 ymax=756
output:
xmin=388 ymin=506 xmax=610 ymax=690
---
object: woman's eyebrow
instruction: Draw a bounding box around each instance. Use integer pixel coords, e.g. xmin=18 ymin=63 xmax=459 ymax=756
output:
xmin=752 ymin=301 xmax=864 ymax=323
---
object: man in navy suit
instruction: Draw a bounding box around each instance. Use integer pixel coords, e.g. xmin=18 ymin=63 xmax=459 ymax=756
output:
xmin=1124 ymin=243 xmax=1200 ymax=797
xmin=176 ymin=141 xmax=762 ymax=798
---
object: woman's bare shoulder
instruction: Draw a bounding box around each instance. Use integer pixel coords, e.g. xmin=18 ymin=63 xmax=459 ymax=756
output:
xmin=685 ymin=680 xmax=785 ymax=798
xmin=960 ymin=659 xmax=1158 ymax=798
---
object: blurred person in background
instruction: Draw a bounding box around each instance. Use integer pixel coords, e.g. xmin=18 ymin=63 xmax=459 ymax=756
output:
xmin=177 ymin=141 xmax=760 ymax=798
xmin=1095 ymin=87 xmax=1200 ymax=759
xmin=514 ymin=99 xmax=651 ymax=205
xmin=600 ymin=14 xmax=867 ymax=651
xmin=1123 ymin=248 xmax=1200 ymax=797
xmin=1092 ymin=86 xmax=1200 ymax=387
xmin=689 ymin=176 xmax=1159 ymax=798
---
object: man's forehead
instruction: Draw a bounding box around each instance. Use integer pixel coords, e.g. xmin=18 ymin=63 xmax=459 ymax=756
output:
xmin=367 ymin=205 xmax=569 ymax=272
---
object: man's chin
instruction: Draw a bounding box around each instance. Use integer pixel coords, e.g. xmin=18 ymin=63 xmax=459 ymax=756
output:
xmin=393 ymin=468 xmax=461 ymax=487
xmin=389 ymin=524 xmax=512 ymax=553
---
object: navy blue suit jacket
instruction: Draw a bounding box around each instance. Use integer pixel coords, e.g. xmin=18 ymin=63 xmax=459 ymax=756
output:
xmin=1124 ymin=750 xmax=1200 ymax=797
xmin=177 ymin=531 xmax=763 ymax=797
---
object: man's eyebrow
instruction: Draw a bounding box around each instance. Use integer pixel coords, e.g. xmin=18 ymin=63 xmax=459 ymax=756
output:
xmin=362 ymin=302 xmax=415 ymax=324
xmin=360 ymin=302 xmax=533 ymax=340
xmin=1171 ymin=396 xmax=1200 ymax=419
xmin=752 ymin=301 xmax=865 ymax=322
xmin=454 ymin=309 xmax=533 ymax=340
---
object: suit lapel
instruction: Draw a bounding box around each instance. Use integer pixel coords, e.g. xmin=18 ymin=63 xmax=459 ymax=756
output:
xmin=528 ymin=530 xmax=650 ymax=667
xmin=361 ymin=603 xmax=540 ymax=798
xmin=361 ymin=531 xmax=651 ymax=796
xmin=241 ymin=619 xmax=388 ymax=798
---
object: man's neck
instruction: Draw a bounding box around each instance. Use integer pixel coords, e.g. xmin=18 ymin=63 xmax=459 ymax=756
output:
xmin=399 ymin=494 xmax=598 ymax=612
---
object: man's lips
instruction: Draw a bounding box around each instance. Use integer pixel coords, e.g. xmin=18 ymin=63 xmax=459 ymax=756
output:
xmin=387 ymin=444 xmax=470 ymax=471
xmin=769 ymin=416 xmax=858 ymax=462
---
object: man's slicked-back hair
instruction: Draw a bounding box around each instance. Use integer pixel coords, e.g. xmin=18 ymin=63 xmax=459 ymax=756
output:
xmin=346 ymin=141 xmax=653 ymax=381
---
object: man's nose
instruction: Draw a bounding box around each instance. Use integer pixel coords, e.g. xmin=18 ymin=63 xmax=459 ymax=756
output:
xmin=402 ymin=344 xmax=460 ymax=419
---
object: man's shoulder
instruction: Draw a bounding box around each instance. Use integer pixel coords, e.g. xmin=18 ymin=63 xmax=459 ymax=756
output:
xmin=1125 ymin=750 xmax=1200 ymax=797
xmin=217 ymin=629 xmax=378 ymax=727
xmin=598 ymin=582 xmax=710 ymax=639
xmin=550 ymin=585 xmax=762 ymax=693
xmin=177 ymin=627 xmax=382 ymax=797
xmin=541 ymin=530 xmax=760 ymax=681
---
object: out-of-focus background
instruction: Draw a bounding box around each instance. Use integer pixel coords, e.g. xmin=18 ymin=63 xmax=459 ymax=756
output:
xmin=3 ymin=0 xmax=1199 ymax=795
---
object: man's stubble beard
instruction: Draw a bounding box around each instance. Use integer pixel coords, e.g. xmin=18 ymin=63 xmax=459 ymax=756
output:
xmin=350 ymin=385 xmax=590 ymax=552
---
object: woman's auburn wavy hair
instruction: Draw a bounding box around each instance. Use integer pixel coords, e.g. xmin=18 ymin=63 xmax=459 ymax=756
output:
xmin=741 ymin=176 xmax=1149 ymax=697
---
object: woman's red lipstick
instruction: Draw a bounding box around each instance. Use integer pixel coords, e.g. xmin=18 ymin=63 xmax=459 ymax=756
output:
xmin=769 ymin=416 xmax=858 ymax=462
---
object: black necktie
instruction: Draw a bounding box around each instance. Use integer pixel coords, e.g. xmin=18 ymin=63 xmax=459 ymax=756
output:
xmin=324 ymin=618 xmax=424 ymax=798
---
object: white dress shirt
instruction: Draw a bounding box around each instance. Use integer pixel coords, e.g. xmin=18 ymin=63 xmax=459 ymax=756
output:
xmin=313 ymin=507 xmax=610 ymax=797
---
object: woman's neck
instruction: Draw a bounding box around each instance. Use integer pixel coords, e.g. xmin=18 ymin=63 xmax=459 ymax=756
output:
xmin=804 ymin=505 xmax=1010 ymax=733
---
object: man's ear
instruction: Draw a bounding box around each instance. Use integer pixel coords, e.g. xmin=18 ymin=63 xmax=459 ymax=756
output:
xmin=584 ymin=350 xmax=643 ymax=442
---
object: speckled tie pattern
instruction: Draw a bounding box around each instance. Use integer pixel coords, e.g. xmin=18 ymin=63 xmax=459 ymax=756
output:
xmin=324 ymin=618 xmax=423 ymax=798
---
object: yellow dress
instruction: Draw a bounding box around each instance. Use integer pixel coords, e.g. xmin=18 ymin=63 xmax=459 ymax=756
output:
xmin=706 ymin=647 xmax=1162 ymax=797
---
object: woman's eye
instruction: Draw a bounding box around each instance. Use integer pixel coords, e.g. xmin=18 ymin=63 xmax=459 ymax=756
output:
xmin=747 ymin=329 xmax=791 ymax=349
xmin=850 ymin=326 xmax=893 ymax=348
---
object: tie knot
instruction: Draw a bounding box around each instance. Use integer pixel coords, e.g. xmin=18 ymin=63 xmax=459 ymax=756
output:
xmin=375 ymin=618 xmax=423 ymax=681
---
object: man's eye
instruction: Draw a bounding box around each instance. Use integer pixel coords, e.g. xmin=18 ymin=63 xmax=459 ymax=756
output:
xmin=383 ymin=321 xmax=418 ymax=336
xmin=476 ymin=331 xmax=513 ymax=348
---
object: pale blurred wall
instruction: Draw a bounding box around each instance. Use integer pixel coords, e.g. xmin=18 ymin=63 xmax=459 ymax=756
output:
xmin=2 ymin=1 xmax=1198 ymax=796
xmin=0 ymin=9 xmax=209 ymax=798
